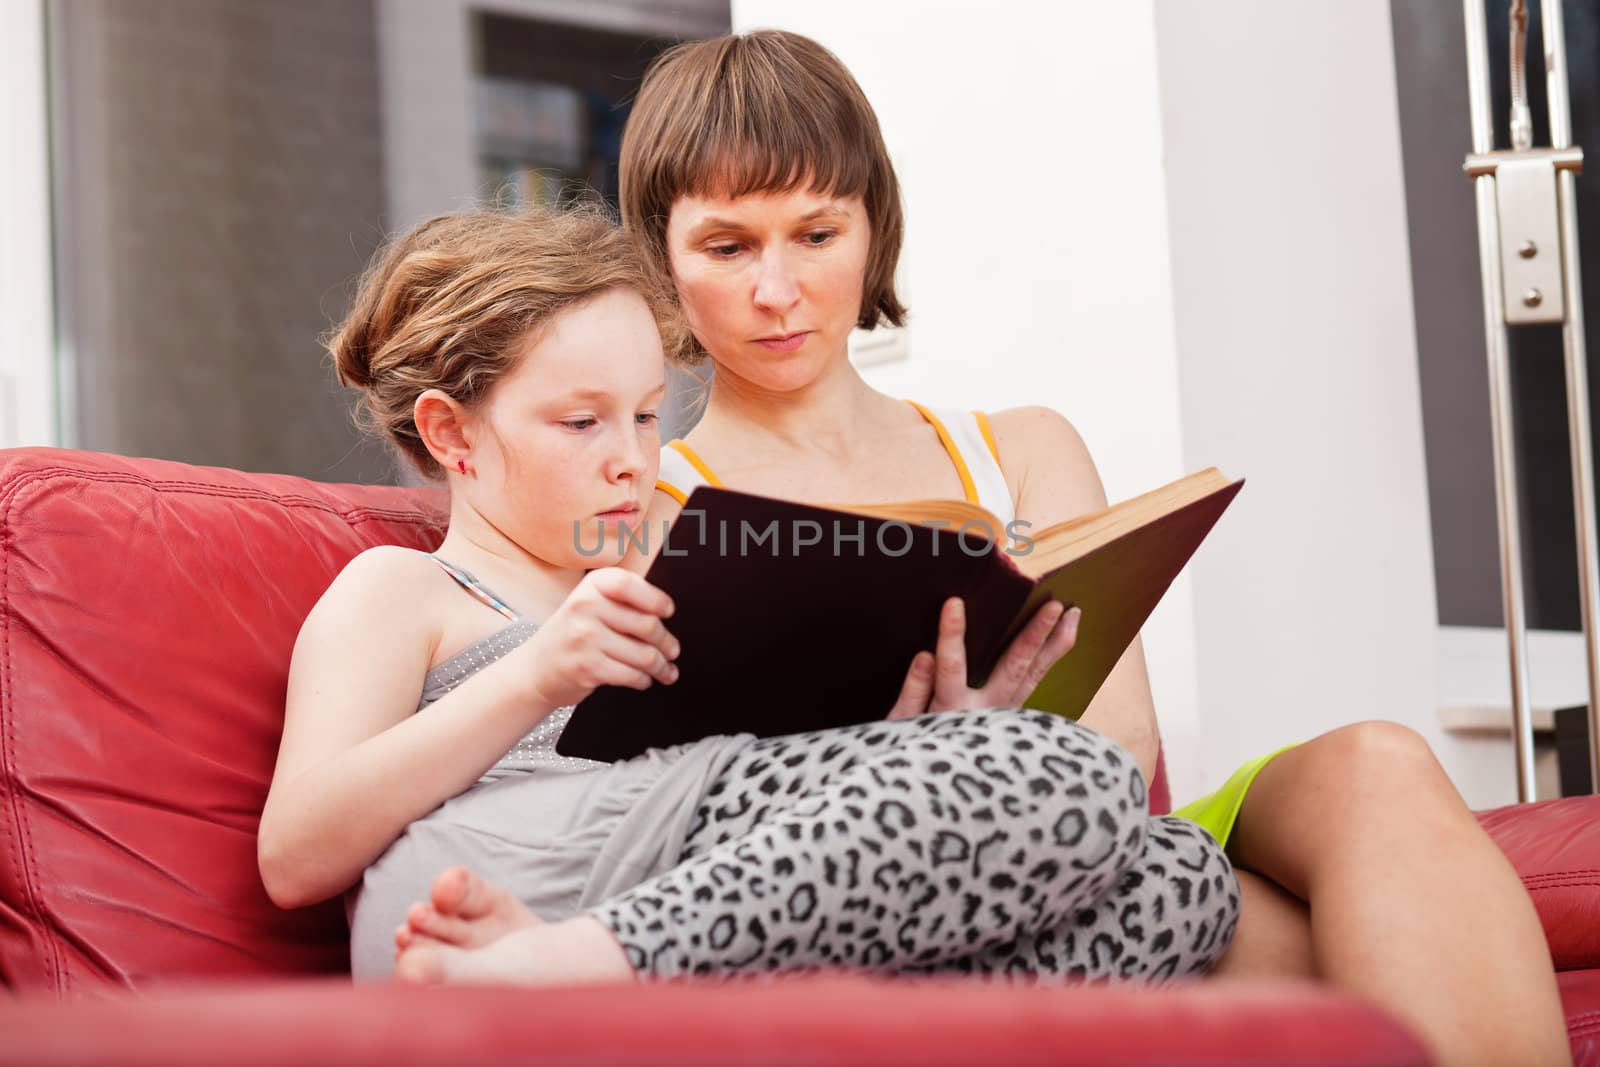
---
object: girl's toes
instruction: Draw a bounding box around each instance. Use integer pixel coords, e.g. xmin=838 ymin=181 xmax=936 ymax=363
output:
xmin=394 ymin=944 xmax=448 ymax=986
xmin=429 ymin=866 xmax=476 ymax=916
xmin=415 ymin=907 xmax=473 ymax=946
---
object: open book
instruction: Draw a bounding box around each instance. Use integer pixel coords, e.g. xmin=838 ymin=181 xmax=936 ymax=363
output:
xmin=557 ymin=469 xmax=1243 ymax=762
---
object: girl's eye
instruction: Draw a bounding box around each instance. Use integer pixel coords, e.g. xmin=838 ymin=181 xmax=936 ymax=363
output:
xmin=636 ymin=412 xmax=660 ymax=427
xmin=561 ymin=418 xmax=596 ymax=432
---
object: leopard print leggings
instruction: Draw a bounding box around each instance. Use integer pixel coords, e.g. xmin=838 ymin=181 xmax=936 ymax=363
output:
xmin=589 ymin=709 xmax=1238 ymax=983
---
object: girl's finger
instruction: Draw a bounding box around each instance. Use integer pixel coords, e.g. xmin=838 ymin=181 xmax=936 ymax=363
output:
xmin=598 ymin=662 xmax=656 ymax=691
xmin=596 ymin=600 xmax=680 ymax=660
xmin=885 ymin=651 xmax=935 ymax=720
xmin=589 ymin=567 xmax=675 ymax=618
xmin=596 ymin=631 xmax=679 ymax=686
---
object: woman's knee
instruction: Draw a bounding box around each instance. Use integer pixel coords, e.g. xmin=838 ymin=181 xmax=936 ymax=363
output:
xmin=1234 ymin=721 xmax=1473 ymax=887
xmin=1310 ymin=720 xmax=1455 ymax=797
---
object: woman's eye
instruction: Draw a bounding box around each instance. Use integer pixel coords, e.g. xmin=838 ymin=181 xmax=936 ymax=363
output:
xmin=707 ymin=243 xmax=742 ymax=258
xmin=803 ymin=230 xmax=836 ymax=246
xmin=561 ymin=418 xmax=597 ymax=432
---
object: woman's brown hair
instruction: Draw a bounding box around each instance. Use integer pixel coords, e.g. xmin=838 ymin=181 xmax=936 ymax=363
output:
xmin=619 ymin=30 xmax=906 ymax=364
xmin=328 ymin=206 xmax=678 ymax=476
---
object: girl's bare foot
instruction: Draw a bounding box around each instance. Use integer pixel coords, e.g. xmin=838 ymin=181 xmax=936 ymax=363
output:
xmin=394 ymin=914 xmax=638 ymax=987
xmin=393 ymin=866 xmax=542 ymax=953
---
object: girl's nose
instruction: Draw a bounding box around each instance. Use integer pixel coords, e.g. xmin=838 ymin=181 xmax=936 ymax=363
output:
xmin=608 ymin=428 xmax=648 ymax=482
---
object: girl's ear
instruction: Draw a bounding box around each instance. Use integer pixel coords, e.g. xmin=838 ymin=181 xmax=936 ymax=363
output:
xmin=415 ymin=389 xmax=473 ymax=472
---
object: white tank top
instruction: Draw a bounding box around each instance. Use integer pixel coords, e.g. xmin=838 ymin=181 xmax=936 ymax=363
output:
xmin=654 ymin=401 xmax=1018 ymax=529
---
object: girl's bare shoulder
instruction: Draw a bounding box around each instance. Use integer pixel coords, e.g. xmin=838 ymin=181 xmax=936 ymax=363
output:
xmin=322 ymin=544 xmax=441 ymax=601
xmin=298 ymin=545 xmax=446 ymax=652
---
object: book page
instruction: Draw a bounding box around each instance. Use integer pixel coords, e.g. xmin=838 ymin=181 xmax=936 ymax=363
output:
xmin=1014 ymin=469 xmax=1235 ymax=580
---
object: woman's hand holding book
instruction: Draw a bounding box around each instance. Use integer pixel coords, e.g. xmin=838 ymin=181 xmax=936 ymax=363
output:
xmin=884 ymin=597 xmax=1081 ymax=720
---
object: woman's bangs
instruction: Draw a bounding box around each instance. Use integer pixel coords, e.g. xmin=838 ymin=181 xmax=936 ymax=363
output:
xmin=680 ymin=121 xmax=873 ymax=205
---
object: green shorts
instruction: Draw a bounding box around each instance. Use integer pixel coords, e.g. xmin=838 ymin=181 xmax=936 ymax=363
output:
xmin=1171 ymin=745 xmax=1297 ymax=850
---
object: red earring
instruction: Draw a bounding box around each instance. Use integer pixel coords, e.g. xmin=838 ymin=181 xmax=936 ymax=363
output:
xmin=457 ymin=459 xmax=467 ymax=475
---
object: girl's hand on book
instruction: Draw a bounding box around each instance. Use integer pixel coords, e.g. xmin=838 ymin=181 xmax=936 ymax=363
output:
xmin=884 ymin=597 xmax=1080 ymax=719
xmin=523 ymin=569 xmax=680 ymax=710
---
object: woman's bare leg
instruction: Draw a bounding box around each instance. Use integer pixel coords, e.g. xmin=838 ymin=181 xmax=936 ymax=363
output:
xmin=1210 ymin=869 xmax=1314 ymax=979
xmin=1230 ymin=721 xmax=1568 ymax=1067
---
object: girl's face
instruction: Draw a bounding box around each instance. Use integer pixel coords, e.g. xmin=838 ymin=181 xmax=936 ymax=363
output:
xmin=469 ymin=288 xmax=665 ymax=569
xmin=665 ymin=188 xmax=871 ymax=393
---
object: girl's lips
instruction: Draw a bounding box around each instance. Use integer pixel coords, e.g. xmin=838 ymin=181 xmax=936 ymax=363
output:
xmin=755 ymin=331 xmax=811 ymax=353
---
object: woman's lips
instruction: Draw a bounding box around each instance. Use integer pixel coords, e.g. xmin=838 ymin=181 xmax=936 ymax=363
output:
xmin=755 ymin=331 xmax=811 ymax=353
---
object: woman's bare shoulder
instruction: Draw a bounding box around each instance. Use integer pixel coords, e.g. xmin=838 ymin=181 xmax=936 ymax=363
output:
xmin=986 ymin=406 xmax=1108 ymax=524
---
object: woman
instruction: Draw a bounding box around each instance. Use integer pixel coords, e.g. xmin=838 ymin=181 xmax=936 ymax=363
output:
xmin=399 ymin=30 xmax=1567 ymax=1067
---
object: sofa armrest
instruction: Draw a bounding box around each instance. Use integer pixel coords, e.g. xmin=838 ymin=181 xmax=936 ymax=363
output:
xmin=0 ymin=974 xmax=1427 ymax=1066
xmin=1479 ymin=795 xmax=1600 ymax=970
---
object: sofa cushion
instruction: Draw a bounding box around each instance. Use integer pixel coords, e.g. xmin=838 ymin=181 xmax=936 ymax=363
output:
xmin=1561 ymin=968 xmax=1600 ymax=1066
xmin=0 ymin=449 xmax=445 ymax=992
xmin=1479 ymin=795 xmax=1600 ymax=971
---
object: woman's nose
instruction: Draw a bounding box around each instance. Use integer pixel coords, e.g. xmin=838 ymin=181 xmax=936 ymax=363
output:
xmin=752 ymin=249 xmax=801 ymax=312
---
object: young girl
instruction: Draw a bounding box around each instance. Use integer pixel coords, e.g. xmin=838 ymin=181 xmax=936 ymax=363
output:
xmin=257 ymin=206 xmax=1238 ymax=985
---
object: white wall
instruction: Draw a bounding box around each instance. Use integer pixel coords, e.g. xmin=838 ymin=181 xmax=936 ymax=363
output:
xmin=0 ymin=0 xmax=58 ymax=448
xmin=1153 ymin=0 xmax=1515 ymax=809
xmin=731 ymin=0 xmax=1206 ymax=801
xmin=734 ymin=0 xmax=1522 ymax=808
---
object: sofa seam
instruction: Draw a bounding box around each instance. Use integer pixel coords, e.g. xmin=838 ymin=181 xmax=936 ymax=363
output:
xmin=1525 ymin=880 xmax=1600 ymax=892
xmin=0 ymin=466 xmax=445 ymax=528
xmin=0 ymin=476 xmax=66 ymax=990
xmin=1523 ymin=870 xmax=1600 ymax=882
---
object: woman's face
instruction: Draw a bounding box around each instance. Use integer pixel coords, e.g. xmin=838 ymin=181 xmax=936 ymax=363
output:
xmin=666 ymin=188 xmax=871 ymax=392
xmin=468 ymin=288 xmax=665 ymax=569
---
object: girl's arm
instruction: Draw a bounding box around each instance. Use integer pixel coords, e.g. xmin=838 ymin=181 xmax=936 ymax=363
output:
xmin=257 ymin=548 xmax=558 ymax=910
xmin=988 ymin=406 xmax=1161 ymax=784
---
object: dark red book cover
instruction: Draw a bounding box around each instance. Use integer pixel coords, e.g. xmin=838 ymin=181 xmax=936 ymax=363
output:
xmin=558 ymin=481 xmax=1241 ymax=762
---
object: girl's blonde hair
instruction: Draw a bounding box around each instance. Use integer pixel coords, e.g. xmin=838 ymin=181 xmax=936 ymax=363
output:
xmin=329 ymin=206 xmax=680 ymax=475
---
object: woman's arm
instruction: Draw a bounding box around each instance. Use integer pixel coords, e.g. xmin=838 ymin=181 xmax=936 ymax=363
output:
xmin=257 ymin=548 xmax=560 ymax=910
xmin=988 ymin=406 xmax=1161 ymax=783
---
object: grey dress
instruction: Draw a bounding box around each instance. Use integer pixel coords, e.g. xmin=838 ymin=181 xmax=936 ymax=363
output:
xmin=346 ymin=558 xmax=756 ymax=980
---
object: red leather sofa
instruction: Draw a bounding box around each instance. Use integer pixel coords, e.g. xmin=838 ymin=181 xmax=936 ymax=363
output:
xmin=0 ymin=447 xmax=1596 ymax=1065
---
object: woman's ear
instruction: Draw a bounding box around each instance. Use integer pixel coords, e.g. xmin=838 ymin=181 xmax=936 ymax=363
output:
xmin=414 ymin=389 xmax=473 ymax=472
